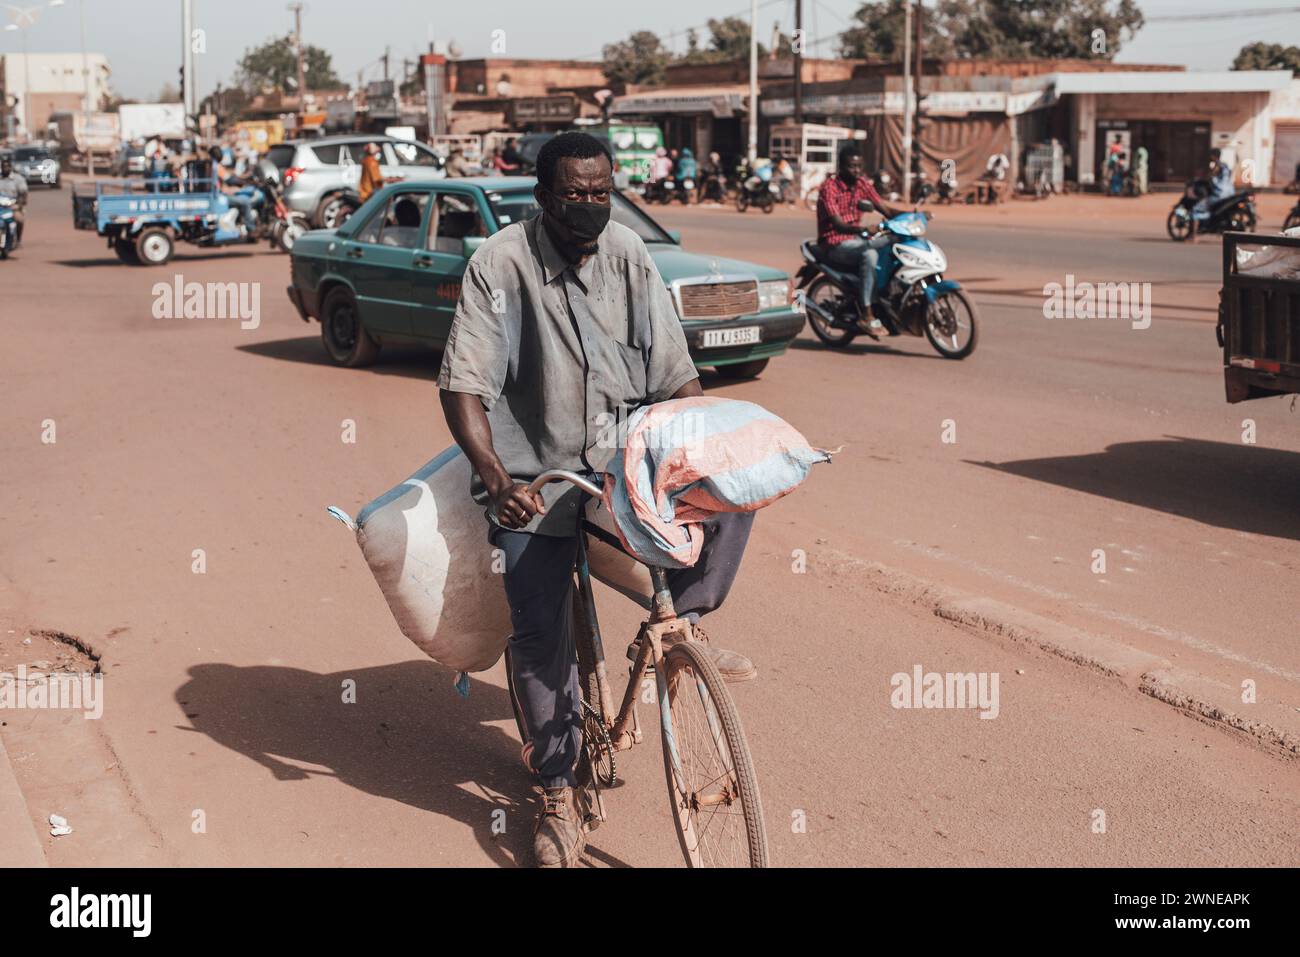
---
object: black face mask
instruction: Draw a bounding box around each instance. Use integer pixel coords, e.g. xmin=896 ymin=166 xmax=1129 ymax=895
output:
xmin=550 ymin=194 xmax=611 ymax=243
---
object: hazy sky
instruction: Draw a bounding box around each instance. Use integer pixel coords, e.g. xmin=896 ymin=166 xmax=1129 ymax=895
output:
xmin=2 ymin=0 xmax=1296 ymax=101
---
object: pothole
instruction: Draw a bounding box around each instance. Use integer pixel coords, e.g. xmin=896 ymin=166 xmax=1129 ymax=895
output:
xmin=0 ymin=628 xmax=103 ymax=675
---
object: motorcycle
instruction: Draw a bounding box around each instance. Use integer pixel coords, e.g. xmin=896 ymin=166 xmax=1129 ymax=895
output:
xmin=874 ymin=169 xmax=901 ymax=202
xmin=910 ymin=171 xmax=937 ymax=205
xmin=643 ymin=177 xmax=673 ymax=205
xmin=1167 ymin=182 xmax=1257 ymax=241
xmin=795 ymin=199 xmax=978 ymax=359
xmin=665 ymin=176 xmax=696 ymax=204
xmin=736 ymin=167 xmax=779 ymax=214
xmin=1284 ymin=200 xmax=1300 ymax=232
xmin=698 ymin=172 xmax=727 ymax=203
xmin=251 ymin=161 xmax=311 ymax=252
xmin=0 ymin=195 xmax=19 ymax=259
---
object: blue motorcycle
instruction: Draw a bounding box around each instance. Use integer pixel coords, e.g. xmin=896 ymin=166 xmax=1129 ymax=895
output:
xmin=795 ymin=201 xmax=978 ymax=358
xmin=0 ymin=194 xmax=18 ymax=259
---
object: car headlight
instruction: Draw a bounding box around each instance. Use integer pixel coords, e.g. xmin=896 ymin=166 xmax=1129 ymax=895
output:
xmin=757 ymin=279 xmax=790 ymax=310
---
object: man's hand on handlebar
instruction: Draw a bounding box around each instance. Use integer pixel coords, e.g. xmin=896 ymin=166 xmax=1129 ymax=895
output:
xmin=490 ymin=480 xmax=546 ymax=530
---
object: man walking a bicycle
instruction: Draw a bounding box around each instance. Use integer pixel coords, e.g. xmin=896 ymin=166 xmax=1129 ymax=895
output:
xmin=437 ymin=131 xmax=757 ymax=867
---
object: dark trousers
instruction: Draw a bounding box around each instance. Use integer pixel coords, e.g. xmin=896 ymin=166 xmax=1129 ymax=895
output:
xmin=490 ymin=511 xmax=754 ymax=788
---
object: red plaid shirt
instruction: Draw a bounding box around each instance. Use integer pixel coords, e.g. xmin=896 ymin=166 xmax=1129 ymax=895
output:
xmin=816 ymin=174 xmax=885 ymax=246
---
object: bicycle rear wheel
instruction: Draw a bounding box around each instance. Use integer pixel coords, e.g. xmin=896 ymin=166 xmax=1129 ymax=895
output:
xmin=659 ymin=640 xmax=768 ymax=867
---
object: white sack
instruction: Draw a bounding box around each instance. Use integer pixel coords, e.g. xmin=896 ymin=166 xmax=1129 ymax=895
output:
xmin=339 ymin=447 xmax=510 ymax=674
xmin=333 ymin=448 xmax=654 ymax=676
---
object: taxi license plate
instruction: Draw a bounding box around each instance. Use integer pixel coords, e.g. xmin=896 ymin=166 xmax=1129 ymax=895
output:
xmin=701 ymin=326 xmax=761 ymax=348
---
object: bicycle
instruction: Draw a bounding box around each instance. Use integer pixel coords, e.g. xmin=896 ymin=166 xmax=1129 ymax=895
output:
xmin=504 ymin=470 xmax=769 ymax=867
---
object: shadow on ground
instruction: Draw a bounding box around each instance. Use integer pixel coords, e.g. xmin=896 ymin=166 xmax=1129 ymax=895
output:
xmin=970 ymin=435 xmax=1300 ymax=541
xmin=238 ymin=337 xmax=442 ymax=379
xmin=175 ymin=660 xmax=630 ymax=868
xmin=240 ymin=335 xmax=748 ymax=389
xmin=53 ymin=251 xmax=260 ymax=268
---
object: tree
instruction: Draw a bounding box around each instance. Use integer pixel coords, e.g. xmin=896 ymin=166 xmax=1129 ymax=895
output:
xmin=602 ymin=30 xmax=671 ymax=87
xmin=234 ymin=35 xmax=343 ymax=95
xmin=839 ymin=0 xmax=963 ymax=60
xmin=840 ymin=0 xmax=1144 ymax=61
xmin=1232 ymin=42 xmax=1300 ymax=73
xmin=678 ymin=16 xmax=790 ymax=63
xmin=156 ymin=83 xmax=181 ymax=103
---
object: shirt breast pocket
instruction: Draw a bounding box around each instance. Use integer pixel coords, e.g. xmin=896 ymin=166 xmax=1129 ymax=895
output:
xmin=612 ymin=340 xmax=648 ymax=403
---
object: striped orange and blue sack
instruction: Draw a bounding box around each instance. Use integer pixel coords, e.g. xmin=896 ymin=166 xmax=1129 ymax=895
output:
xmin=603 ymin=396 xmax=832 ymax=568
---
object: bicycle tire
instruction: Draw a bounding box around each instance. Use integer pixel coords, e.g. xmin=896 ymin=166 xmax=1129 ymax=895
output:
xmin=659 ymin=640 xmax=768 ymax=867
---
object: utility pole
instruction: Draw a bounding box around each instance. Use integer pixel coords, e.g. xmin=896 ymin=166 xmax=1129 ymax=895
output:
xmin=289 ymin=3 xmax=306 ymax=108
xmin=382 ymin=47 xmax=390 ymax=82
xmin=901 ymin=0 xmax=913 ymax=201
xmin=914 ymin=0 xmax=924 ymax=194
xmin=181 ymin=0 xmax=196 ymax=136
xmin=747 ymin=0 xmax=758 ymax=163
xmin=793 ymin=0 xmax=802 ymax=126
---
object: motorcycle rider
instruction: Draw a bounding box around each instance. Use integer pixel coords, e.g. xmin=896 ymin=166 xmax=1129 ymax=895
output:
xmin=698 ymin=150 xmax=725 ymax=202
xmin=773 ymin=152 xmax=796 ymax=204
xmin=675 ymin=147 xmax=697 ymax=202
xmin=816 ymin=145 xmax=907 ymax=339
xmin=0 ymin=154 xmax=28 ymax=246
xmin=1189 ymin=148 xmax=1234 ymax=241
xmin=208 ymin=145 xmax=254 ymax=234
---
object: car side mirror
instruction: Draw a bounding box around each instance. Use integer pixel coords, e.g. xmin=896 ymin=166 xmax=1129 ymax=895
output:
xmin=461 ymin=236 xmax=485 ymax=258
xmin=667 ymin=228 xmax=681 ymax=244
xmin=856 ymin=199 xmax=874 ymax=212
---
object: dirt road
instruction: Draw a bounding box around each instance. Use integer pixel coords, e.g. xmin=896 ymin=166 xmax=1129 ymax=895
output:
xmin=1 ymin=186 xmax=1297 ymax=866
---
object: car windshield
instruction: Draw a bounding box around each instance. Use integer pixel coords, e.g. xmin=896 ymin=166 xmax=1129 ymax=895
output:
xmin=15 ymin=148 xmax=49 ymax=161
xmin=485 ymin=189 xmax=675 ymax=244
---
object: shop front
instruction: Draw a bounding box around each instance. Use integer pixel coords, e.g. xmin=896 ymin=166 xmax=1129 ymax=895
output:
xmin=608 ymin=85 xmax=749 ymax=162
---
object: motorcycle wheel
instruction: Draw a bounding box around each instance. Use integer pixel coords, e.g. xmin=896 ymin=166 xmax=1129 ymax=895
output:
xmin=1166 ymin=208 xmax=1192 ymax=242
xmin=1284 ymin=211 xmax=1300 ymax=232
xmin=134 ymin=227 xmax=174 ymax=266
xmin=924 ymin=289 xmax=979 ymax=360
xmin=804 ymin=277 xmax=858 ymax=348
xmin=803 ymin=188 xmax=819 ymax=212
xmin=761 ymin=195 xmax=775 ymax=214
xmin=736 ymin=193 xmax=749 ymax=213
xmin=1228 ymin=210 xmax=1256 ymax=233
xmin=276 ymin=214 xmax=309 ymax=253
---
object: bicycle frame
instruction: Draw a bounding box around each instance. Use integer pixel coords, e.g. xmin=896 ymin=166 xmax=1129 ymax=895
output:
xmin=528 ymin=470 xmax=696 ymax=758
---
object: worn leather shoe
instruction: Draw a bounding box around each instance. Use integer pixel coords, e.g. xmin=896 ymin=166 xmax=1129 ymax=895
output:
xmin=627 ymin=625 xmax=757 ymax=682
xmin=532 ymin=786 xmax=588 ymax=868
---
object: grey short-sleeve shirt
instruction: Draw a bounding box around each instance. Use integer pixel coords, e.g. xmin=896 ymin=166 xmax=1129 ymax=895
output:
xmin=437 ymin=213 xmax=698 ymax=536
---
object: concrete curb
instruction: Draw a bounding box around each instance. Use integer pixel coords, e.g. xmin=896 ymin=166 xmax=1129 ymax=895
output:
xmin=0 ymin=733 xmax=47 ymax=867
xmin=819 ymin=548 xmax=1300 ymax=759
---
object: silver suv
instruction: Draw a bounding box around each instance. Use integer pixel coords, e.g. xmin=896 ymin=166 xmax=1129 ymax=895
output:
xmin=267 ymin=135 xmax=446 ymax=229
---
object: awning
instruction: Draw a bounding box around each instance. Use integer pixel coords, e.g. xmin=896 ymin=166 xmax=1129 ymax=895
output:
xmin=610 ymin=85 xmax=749 ymax=117
xmin=1051 ymin=70 xmax=1293 ymax=95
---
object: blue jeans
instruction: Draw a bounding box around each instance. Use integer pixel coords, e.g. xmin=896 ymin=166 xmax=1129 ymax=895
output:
xmin=825 ymin=234 xmax=892 ymax=308
xmin=227 ymin=194 xmax=253 ymax=229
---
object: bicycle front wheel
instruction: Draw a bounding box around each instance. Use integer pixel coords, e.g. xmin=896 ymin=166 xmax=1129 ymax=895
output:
xmin=659 ymin=640 xmax=768 ymax=867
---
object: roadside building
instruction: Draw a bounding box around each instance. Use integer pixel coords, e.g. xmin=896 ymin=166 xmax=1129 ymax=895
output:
xmin=0 ymin=52 xmax=112 ymax=141
xmin=441 ymin=58 xmax=609 ymax=135
xmin=760 ymin=60 xmax=1300 ymax=190
xmin=609 ymin=57 xmax=857 ymax=163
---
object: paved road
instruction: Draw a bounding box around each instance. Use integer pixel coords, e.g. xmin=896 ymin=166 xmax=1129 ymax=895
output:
xmin=1 ymin=186 xmax=1297 ymax=867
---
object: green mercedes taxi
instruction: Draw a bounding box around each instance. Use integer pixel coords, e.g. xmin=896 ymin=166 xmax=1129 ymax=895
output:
xmin=285 ymin=176 xmax=804 ymax=379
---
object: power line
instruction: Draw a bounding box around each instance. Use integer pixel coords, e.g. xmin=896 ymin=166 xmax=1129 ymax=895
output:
xmin=1148 ymin=6 xmax=1300 ymax=21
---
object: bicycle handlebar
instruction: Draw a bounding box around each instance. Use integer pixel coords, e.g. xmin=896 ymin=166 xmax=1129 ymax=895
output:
xmin=526 ymin=470 xmax=604 ymax=499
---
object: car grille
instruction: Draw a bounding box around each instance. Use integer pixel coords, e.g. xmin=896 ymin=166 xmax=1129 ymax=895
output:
xmin=677 ymin=280 xmax=759 ymax=320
